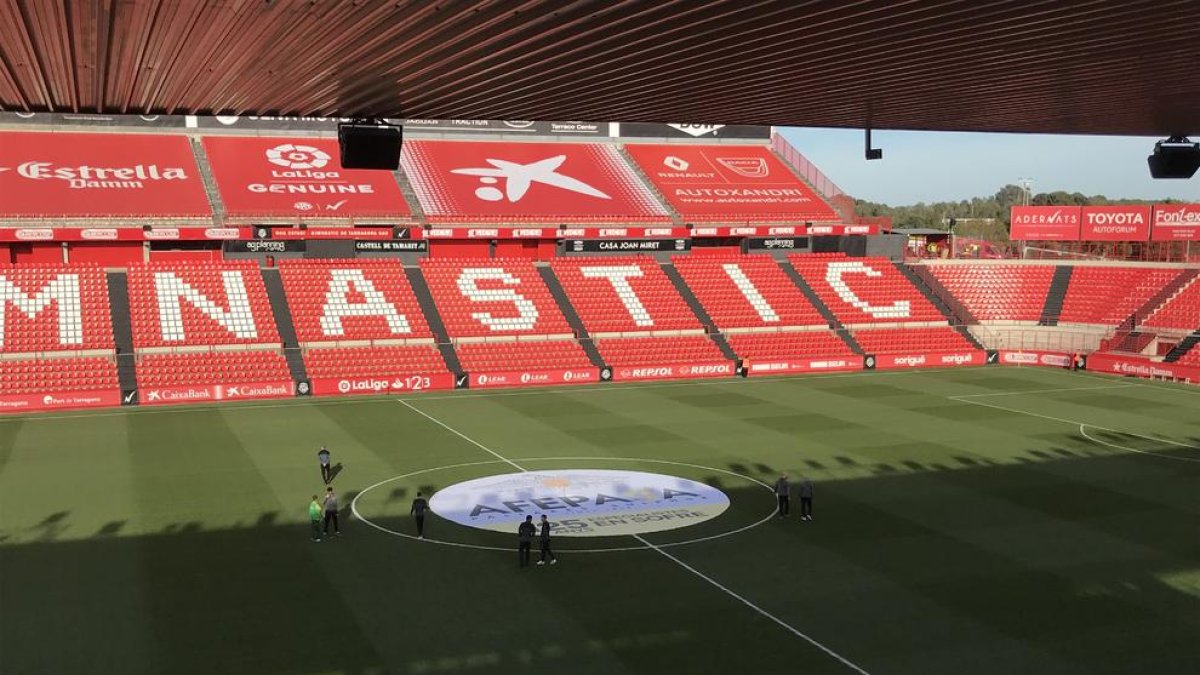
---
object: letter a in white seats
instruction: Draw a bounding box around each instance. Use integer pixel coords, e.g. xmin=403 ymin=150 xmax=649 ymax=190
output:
xmin=580 ymin=266 xmax=653 ymax=327
xmin=155 ymin=270 xmax=259 ymax=341
xmin=0 ymin=274 xmax=83 ymax=347
xmin=722 ymin=263 xmax=779 ymax=323
xmin=319 ymin=269 xmax=410 ymax=337
xmin=457 ymin=268 xmax=539 ymax=332
xmin=824 ymin=261 xmax=910 ymax=319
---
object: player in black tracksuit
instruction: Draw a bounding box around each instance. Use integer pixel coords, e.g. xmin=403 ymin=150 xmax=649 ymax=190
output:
xmin=537 ymin=514 xmax=557 ymax=565
xmin=518 ymin=515 xmax=536 ymax=567
xmin=410 ymin=492 xmax=428 ymax=539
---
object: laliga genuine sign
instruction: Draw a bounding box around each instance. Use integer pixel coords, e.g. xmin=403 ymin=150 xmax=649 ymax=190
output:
xmin=430 ymin=469 xmax=730 ymax=536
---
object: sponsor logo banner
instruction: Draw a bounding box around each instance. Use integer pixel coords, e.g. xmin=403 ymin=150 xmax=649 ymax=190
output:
xmin=191 ymin=116 xmax=605 ymax=136
xmin=429 ymin=469 xmax=730 ymax=536
xmin=1151 ymin=203 xmax=1200 ymax=241
xmin=1086 ymin=354 xmax=1200 ymax=382
xmin=0 ymin=389 xmax=121 ymax=414
xmin=873 ymin=351 xmax=986 ymax=370
xmin=612 ymin=362 xmax=735 ymax=381
xmin=401 ymin=140 xmax=667 ymax=221
xmin=354 ymin=240 xmax=429 ymax=252
xmin=565 ymin=238 xmax=692 ymax=253
xmin=0 ymin=112 xmax=186 ymax=127
xmin=309 ymin=373 xmax=456 ymax=396
xmin=224 ymin=239 xmax=306 ymax=253
xmin=1009 ymin=206 xmax=1082 ymax=241
xmin=0 ymin=131 xmax=211 ymax=218
xmin=745 ymin=357 xmax=859 ymax=375
xmin=1080 ymin=205 xmax=1152 ymax=241
xmin=623 ymin=144 xmax=838 ymax=221
xmin=201 ymin=137 xmax=411 ymax=218
xmin=469 ymin=368 xmax=599 ymax=389
xmin=261 ymin=226 xmax=415 ymax=240
xmin=998 ymin=350 xmax=1073 ymax=368
xmin=745 ymin=236 xmax=810 ymax=251
xmin=0 ymin=227 xmax=250 ymax=242
xmin=618 ymin=123 xmax=771 ymax=140
xmin=140 ymin=381 xmax=294 ymax=406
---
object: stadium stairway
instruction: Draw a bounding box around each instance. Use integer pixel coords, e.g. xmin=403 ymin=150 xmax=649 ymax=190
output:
xmin=776 ymin=259 xmax=863 ymax=354
xmin=1124 ymin=268 xmax=1200 ymax=330
xmin=1163 ymin=329 xmax=1200 ymax=363
xmin=189 ymin=136 xmax=225 ymax=223
xmin=537 ymin=264 xmax=606 ymax=367
xmin=393 ymin=169 xmax=428 ymax=225
xmin=661 ymin=263 xmax=739 ymax=361
xmin=105 ymin=271 xmax=139 ymax=396
xmin=403 ymin=266 xmax=463 ymax=374
xmin=616 ymin=145 xmax=683 ymax=226
xmin=1038 ymin=266 xmax=1073 ymax=326
xmin=895 ymin=263 xmax=984 ymax=349
xmin=260 ymin=268 xmax=308 ymax=383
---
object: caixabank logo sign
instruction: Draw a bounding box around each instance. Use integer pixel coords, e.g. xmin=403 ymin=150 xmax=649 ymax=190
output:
xmin=429 ymin=469 xmax=730 ymax=536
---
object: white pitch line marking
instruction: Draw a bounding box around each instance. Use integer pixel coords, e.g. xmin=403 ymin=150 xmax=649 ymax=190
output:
xmin=951 ymin=383 xmax=1141 ymax=399
xmin=393 ymin=399 xmax=874 ymax=675
xmin=1078 ymin=424 xmax=1200 ymax=464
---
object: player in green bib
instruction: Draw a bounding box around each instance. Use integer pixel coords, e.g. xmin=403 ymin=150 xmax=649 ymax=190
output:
xmin=309 ymin=495 xmax=322 ymax=542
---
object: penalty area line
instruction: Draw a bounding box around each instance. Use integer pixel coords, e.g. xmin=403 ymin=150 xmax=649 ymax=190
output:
xmin=395 ymin=398 xmax=874 ymax=675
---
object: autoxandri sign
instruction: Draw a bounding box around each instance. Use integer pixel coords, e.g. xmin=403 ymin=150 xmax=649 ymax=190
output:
xmin=429 ymin=469 xmax=730 ymax=536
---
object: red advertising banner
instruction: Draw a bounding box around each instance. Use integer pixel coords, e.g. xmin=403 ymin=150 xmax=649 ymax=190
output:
xmin=0 ymin=226 xmax=248 ymax=242
xmin=870 ymin=350 xmax=986 ymax=370
xmin=309 ymin=373 xmax=456 ymax=396
xmin=0 ymin=389 xmax=121 ymax=414
xmin=468 ymin=368 xmax=599 ymax=389
xmin=998 ymin=350 xmax=1073 ymax=368
xmin=1151 ymin=203 xmax=1200 ymax=241
xmin=1009 ymin=206 xmax=1082 ymax=241
xmin=611 ymin=361 xmax=736 ymax=381
xmin=1086 ymin=354 xmax=1200 ymax=383
xmin=1080 ymin=205 xmax=1152 ymax=241
xmin=0 ymin=132 xmax=211 ymax=219
xmin=401 ymin=140 xmax=668 ymax=222
xmin=266 ymin=226 xmax=417 ymax=241
xmin=745 ymin=356 xmax=861 ymax=376
xmin=202 ymin=137 xmax=411 ymax=219
xmin=623 ymin=144 xmax=839 ymax=222
xmin=140 ymin=380 xmax=295 ymax=406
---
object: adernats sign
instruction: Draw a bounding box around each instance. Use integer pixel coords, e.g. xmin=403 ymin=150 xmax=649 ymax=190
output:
xmin=1009 ymin=206 xmax=1082 ymax=241
xmin=1151 ymin=204 xmax=1200 ymax=241
xmin=0 ymin=132 xmax=211 ymax=218
xmin=401 ymin=140 xmax=668 ymax=221
xmin=998 ymin=350 xmax=1072 ymax=368
xmin=201 ymin=137 xmax=412 ymax=218
xmin=1080 ymin=205 xmax=1151 ymax=241
xmin=745 ymin=357 xmax=859 ymax=375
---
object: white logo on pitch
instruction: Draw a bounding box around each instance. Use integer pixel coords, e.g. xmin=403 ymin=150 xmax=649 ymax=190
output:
xmin=430 ymin=469 xmax=730 ymax=537
xmin=266 ymin=143 xmax=331 ymax=170
xmin=451 ymin=156 xmax=611 ymax=203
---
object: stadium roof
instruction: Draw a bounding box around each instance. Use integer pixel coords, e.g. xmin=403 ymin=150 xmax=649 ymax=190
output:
xmin=1 ymin=0 xmax=1197 ymax=136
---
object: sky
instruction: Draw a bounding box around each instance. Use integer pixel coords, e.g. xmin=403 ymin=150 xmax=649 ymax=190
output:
xmin=778 ymin=127 xmax=1200 ymax=207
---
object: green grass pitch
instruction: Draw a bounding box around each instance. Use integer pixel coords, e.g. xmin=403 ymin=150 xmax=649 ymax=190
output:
xmin=1 ymin=367 xmax=1198 ymax=675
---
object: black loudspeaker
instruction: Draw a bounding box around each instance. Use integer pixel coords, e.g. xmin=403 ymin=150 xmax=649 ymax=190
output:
xmin=338 ymin=124 xmax=402 ymax=170
xmin=1147 ymin=137 xmax=1200 ymax=179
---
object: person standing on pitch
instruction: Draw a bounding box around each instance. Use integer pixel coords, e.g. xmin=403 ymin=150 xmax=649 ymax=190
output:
xmin=518 ymin=515 xmax=536 ymax=568
xmin=774 ymin=473 xmax=790 ymax=518
xmin=799 ymin=477 xmax=814 ymax=521
xmin=537 ymin=514 xmax=558 ymax=566
xmin=323 ymin=486 xmax=341 ymax=536
xmin=309 ymin=494 xmax=323 ymax=542
xmin=410 ymin=491 xmax=429 ymax=539
xmin=317 ymin=445 xmax=332 ymax=484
